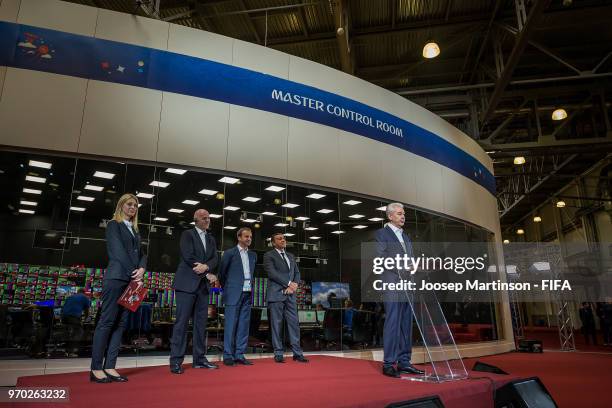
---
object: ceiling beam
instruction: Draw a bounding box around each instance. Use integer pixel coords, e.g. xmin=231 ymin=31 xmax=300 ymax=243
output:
xmin=480 ymin=0 xmax=551 ymax=124
xmin=468 ymin=0 xmax=502 ymax=84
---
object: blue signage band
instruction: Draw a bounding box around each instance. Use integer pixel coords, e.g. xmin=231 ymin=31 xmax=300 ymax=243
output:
xmin=0 ymin=21 xmax=495 ymax=195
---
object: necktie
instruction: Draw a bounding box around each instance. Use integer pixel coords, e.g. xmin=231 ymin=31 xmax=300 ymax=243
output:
xmin=399 ymin=239 xmax=407 ymax=254
xmin=280 ymin=251 xmax=288 ymax=267
xmin=200 ymin=231 xmax=207 ymax=252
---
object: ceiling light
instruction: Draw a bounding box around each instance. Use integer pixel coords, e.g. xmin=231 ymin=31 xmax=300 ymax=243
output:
xmin=154 ymin=217 xmax=168 ymax=222
xmin=25 ymin=175 xmax=46 ymax=183
xmin=20 ymin=200 xmax=37 ymax=206
xmin=343 ymin=200 xmax=361 ymax=206
xmin=503 ymin=239 xmax=510 ymax=244
xmin=533 ymin=216 xmax=542 ymax=223
xmin=349 ymin=214 xmax=365 ymax=219
xmin=283 ymin=233 xmax=295 ymax=237
xmin=242 ymin=218 xmax=257 ymax=223
xmin=243 ymin=196 xmax=261 ymax=202
xmin=219 ymin=176 xmax=240 ymax=184
xmin=198 ymin=189 xmax=218 ymax=195
xmin=353 ymin=225 xmax=367 ymax=229
xmin=556 ymin=200 xmax=566 ymax=208
xmin=265 ymin=185 xmax=285 ymax=192
xmin=182 ymin=199 xmax=199 ymax=205
xmin=23 ymin=188 xmax=42 ymax=195
xmin=309 ymin=236 xmax=321 ymax=240
xmin=369 ymin=217 xmax=384 ymax=222
xmin=376 ymin=206 xmax=387 ymax=211
xmin=168 ymin=208 xmax=184 ymax=213
xmin=150 ymin=181 xmax=170 ymax=188
xmin=282 ymin=203 xmax=299 ymax=208
xmin=306 ymin=193 xmax=326 ymax=199
xmin=94 ymin=171 xmax=115 ymax=179
xmin=552 ymin=108 xmax=567 ymax=121
xmin=422 ymin=42 xmax=440 ymax=58
xmin=331 ymin=230 xmax=345 ymax=234
xmin=209 ymin=213 xmax=223 ymax=218
xmin=70 ymin=207 xmax=86 ymax=212
xmin=216 ymin=193 xmax=225 ymax=200
xmin=325 ymin=221 xmax=340 ymax=225
xmin=262 ymin=211 xmax=277 ymax=216
xmin=275 ymin=223 xmax=289 ymax=227
xmin=224 ymin=226 xmax=237 ymax=230
xmin=304 ymin=227 xmax=318 ymax=231
xmin=84 ymin=184 xmax=104 ymax=191
xmin=516 ymin=229 xmax=524 ymax=235
xmin=295 ymin=216 xmax=309 ymax=221
xmin=28 ymin=160 xmax=52 ymax=169
xmin=165 ymin=168 xmax=187 ymax=175
xmin=77 ymin=195 xmax=95 ymax=202
xmin=137 ymin=192 xmax=154 ymax=199
xmin=513 ymin=156 xmax=526 ymax=165
xmin=317 ymin=209 xmax=334 ymax=214
xmin=19 ymin=209 xmax=35 ymax=214
xmin=224 ymin=206 xmax=240 ymax=211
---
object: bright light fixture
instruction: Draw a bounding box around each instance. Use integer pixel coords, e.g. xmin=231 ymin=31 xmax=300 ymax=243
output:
xmin=199 ymin=189 xmax=218 ymax=196
xmin=309 ymin=236 xmax=321 ymax=240
xmin=265 ymin=185 xmax=285 ymax=192
xmin=369 ymin=217 xmax=384 ymax=222
xmin=552 ymin=108 xmax=567 ymax=121
xmin=182 ymin=200 xmax=199 ymax=205
xmin=23 ymin=188 xmax=42 ymax=195
xmin=262 ymin=211 xmax=277 ymax=216
xmin=317 ymin=209 xmax=334 ymax=214
xmin=25 ymin=175 xmax=46 ymax=183
xmin=275 ymin=223 xmax=289 ymax=227
xmin=306 ymin=193 xmax=326 ymax=199
xmin=295 ymin=216 xmax=309 ymax=221
xmin=353 ymin=225 xmax=367 ymax=229
xmin=137 ymin=192 xmax=154 ymax=199
xmin=219 ymin=176 xmax=240 ymax=184
xmin=20 ymin=200 xmax=37 ymax=206
xmin=422 ymin=42 xmax=440 ymax=58
xmin=305 ymin=227 xmax=318 ymax=231
xmin=94 ymin=171 xmax=115 ymax=179
xmin=513 ymin=156 xmax=526 ymax=165
xmin=325 ymin=221 xmax=340 ymax=225
xmin=168 ymin=208 xmax=184 ymax=213
xmin=77 ymin=196 xmax=95 ymax=202
xmin=242 ymin=218 xmax=257 ymax=223
xmin=224 ymin=206 xmax=240 ymax=211
xmin=224 ymin=226 xmax=237 ymax=230
xmin=331 ymin=230 xmax=345 ymax=234
xmin=533 ymin=216 xmax=542 ymax=222
xmin=283 ymin=233 xmax=295 ymax=237
xmin=85 ymin=184 xmax=104 ymax=191
xmin=376 ymin=206 xmax=387 ymax=211
xmin=29 ymin=160 xmax=52 ymax=169
xmin=282 ymin=203 xmax=299 ymax=208
xmin=517 ymin=229 xmax=524 ymax=235
xmin=242 ymin=196 xmax=261 ymax=202
xmin=70 ymin=207 xmax=86 ymax=212
xmin=19 ymin=209 xmax=35 ymax=214
xmin=154 ymin=217 xmax=168 ymax=222
xmin=556 ymin=200 xmax=566 ymax=208
xmin=150 ymin=181 xmax=170 ymax=188
xmin=165 ymin=168 xmax=187 ymax=175
xmin=349 ymin=214 xmax=365 ymax=219
xmin=503 ymin=239 xmax=510 ymax=244
xmin=343 ymin=200 xmax=361 ymax=206
xmin=209 ymin=213 xmax=223 ymax=218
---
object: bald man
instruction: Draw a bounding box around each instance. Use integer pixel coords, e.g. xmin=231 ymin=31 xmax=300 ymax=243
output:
xmin=170 ymin=209 xmax=219 ymax=374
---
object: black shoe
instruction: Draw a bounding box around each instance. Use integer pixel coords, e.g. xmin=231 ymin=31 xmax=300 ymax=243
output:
xmin=90 ymin=371 xmax=111 ymax=383
xmin=274 ymin=355 xmax=285 ymax=363
xmin=293 ymin=355 xmax=309 ymax=363
xmin=235 ymin=358 xmax=254 ymax=365
xmin=397 ymin=364 xmax=425 ymax=375
xmin=103 ymin=370 xmax=128 ymax=382
xmin=193 ymin=361 xmax=219 ymax=369
xmin=170 ymin=363 xmax=184 ymax=374
xmin=223 ymin=359 xmax=235 ymax=366
xmin=382 ymin=366 xmax=400 ymax=378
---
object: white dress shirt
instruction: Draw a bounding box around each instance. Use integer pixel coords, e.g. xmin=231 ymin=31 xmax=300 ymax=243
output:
xmin=386 ymin=222 xmax=408 ymax=253
xmin=238 ymin=245 xmax=251 ymax=292
xmin=123 ymin=219 xmax=135 ymax=236
xmin=195 ymin=226 xmax=207 ymax=252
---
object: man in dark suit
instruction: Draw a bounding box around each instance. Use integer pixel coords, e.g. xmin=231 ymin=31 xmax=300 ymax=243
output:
xmin=375 ymin=203 xmax=424 ymax=378
xmin=170 ymin=209 xmax=219 ymax=374
xmin=218 ymin=227 xmax=257 ymax=366
xmin=264 ymin=232 xmax=308 ymax=363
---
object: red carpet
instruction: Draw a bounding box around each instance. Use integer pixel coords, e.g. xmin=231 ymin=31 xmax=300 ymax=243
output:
xmin=13 ymin=352 xmax=612 ymax=407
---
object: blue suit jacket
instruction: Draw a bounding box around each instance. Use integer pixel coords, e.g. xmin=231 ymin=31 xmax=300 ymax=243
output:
xmin=374 ymin=225 xmax=414 ymax=284
xmin=172 ymin=229 xmax=218 ymax=294
xmin=263 ymin=249 xmax=300 ymax=303
xmin=218 ymin=246 xmax=257 ymax=306
xmin=104 ymin=220 xmax=147 ymax=282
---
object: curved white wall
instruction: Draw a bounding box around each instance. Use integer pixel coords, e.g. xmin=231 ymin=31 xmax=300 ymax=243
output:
xmin=0 ymin=0 xmax=500 ymax=238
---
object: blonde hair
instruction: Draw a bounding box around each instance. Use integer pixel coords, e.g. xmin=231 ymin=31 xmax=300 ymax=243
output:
xmin=112 ymin=193 xmax=140 ymax=232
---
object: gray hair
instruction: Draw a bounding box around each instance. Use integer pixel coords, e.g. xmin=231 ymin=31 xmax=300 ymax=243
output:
xmin=386 ymin=202 xmax=404 ymax=218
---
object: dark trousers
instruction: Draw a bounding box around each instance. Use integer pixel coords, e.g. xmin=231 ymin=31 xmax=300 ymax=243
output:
xmin=223 ymin=291 xmax=251 ymax=360
xmin=383 ymin=300 xmax=413 ymax=368
xmin=62 ymin=315 xmax=83 ymax=353
xmin=268 ymin=297 xmax=303 ymax=357
xmin=91 ymin=279 xmax=129 ymax=370
xmin=170 ymin=282 xmax=209 ymax=365
xmin=582 ymin=324 xmax=597 ymax=345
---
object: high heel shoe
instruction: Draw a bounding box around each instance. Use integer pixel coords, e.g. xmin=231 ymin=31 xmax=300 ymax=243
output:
xmin=103 ymin=370 xmax=128 ymax=382
xmin=90 ymin=371 xmax=111 ymax=383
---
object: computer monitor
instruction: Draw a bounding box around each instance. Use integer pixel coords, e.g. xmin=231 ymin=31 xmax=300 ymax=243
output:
xmin=260 ymin=308 xmax=268 ymax=321
xmin=316 ymin=310 xmax=325 ymax=323
xmin=312 ymin=282 xmax=350 ymax=308
xmin=298 ymin=310 xmax=317 ymax=324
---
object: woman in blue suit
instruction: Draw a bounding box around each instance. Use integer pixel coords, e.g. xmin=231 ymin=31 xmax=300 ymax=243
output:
xmin=90 ymin=193 xmax=146 ymax=383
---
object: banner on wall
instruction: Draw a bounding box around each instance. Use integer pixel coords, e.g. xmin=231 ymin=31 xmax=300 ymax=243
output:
xmin=0 ymin=21 xmax=495 ymax=195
